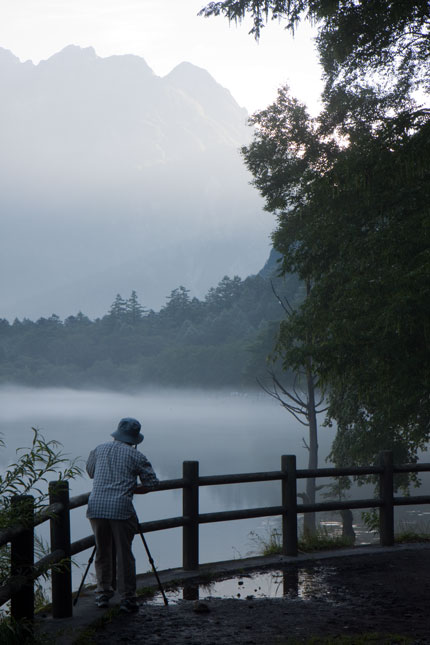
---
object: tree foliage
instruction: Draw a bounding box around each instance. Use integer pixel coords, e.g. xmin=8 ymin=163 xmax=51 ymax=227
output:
xmin=0 ymin=427 xmax=82 ymax=606
xmin=0 ymin=429 xmax=81 ymax=520
xmin=203 ymin=0 xmax=430 ymax=465
xmin=0 ymin=273 xmax=302 ymax=389
xmin=200 ymin=1 xmax=430 ymax=100
xmin=243 ymin=87 xmax=430 ymax=465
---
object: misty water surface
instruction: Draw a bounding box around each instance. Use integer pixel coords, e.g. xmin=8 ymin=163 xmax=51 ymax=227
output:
xmin=5 ymin=386 xmax=429 ymax=591
xmin=0 ymin=386 xmax=339 ymax=584
xmin=5 ymin=387 xmax=430 ymax=586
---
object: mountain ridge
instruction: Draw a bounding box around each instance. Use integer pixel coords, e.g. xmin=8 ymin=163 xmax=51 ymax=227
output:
xmin=0 ymin=46 xmax=272 ymax=320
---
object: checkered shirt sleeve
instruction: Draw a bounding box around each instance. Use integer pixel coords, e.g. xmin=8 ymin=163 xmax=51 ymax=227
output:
xmin=86 ymin=441 xmax=159 ymax=520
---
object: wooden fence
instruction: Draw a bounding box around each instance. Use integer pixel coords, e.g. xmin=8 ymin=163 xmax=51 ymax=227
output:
xmin=2 ymin=450 xmax=430 ymax=621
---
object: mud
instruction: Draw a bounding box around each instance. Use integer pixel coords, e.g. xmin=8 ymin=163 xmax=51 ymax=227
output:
xmin=90 ymin=548 xmax=430 ymax=644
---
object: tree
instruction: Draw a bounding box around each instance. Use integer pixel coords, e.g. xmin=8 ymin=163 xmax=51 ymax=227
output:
xmin=243 ymin=83 xmax=430 ymax=461
xmin=125 ymin=291 xmax=146 ymax=324
xmin=242 ymin=85 xmax=430 ymax=467
xmin=200 ymin=2 xmax=430 ymax=163
xmin=205 ymin=276 xmax=243 ymax=310
xmin=64 ymin=312 xmax=91 ymax=328
xmin=108 ymin=294 xmax=127 ymax=320
xmin=201 ymin=0 xmax=430 ymax=469
xmin=259 ymin=280 xmax=326 ymax=534
xmin=200 ymin=1 xmax=430 ymax=100
xmin=242 ymin=84 xmax=330 ymax=443
xmin=285 ymin=114 xmax=430 ymax=468
xmin=161 ymin=286 xmax=192 ymax=321
xmin=241 ymin=85 xmax=337 ymax=239
xmin=262 ymin=368 xmax=326 ymax=533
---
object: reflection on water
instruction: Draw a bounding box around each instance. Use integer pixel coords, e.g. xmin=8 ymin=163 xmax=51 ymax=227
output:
xmin=201 ymin=566 xmax=338 ymax=601
xmin=149 ymin=565 xmax=339 ymax=604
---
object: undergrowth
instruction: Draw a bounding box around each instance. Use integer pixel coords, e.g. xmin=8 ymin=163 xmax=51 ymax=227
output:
xmin=251 ymin=526 xmax=354 ymax=556
xmin=394 ymin=519 xmax=430 ymax=544
xmin=0 ymin=617 xmax=53 ymax=645
xmin=395 ymin=529 xmax=430 ymax=543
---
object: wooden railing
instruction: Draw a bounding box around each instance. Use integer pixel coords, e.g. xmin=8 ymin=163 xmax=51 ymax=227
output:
xmin=2 ymin=450 xmax=430 ymax=621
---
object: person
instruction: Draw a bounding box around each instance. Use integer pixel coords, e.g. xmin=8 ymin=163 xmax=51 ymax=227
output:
xmin=86 ymin=417 xmax=159 ymax=613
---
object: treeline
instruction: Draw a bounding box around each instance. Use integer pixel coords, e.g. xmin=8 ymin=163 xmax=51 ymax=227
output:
xmin=0 ymin=264 xmax=304 ymax=389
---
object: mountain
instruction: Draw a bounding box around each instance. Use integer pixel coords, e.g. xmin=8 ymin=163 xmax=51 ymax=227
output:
xmin=0 ymin=46 xmax=272 ymax=320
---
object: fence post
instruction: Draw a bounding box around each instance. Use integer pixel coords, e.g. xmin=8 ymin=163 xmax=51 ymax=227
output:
xmin=183 ymin=461 xmax=199 ymax=570
xmin=282 ymin=455 xmax=298 ymax=556
xmin=49 ymin=480 xmax=72 ymax=618
xmin=11 ymin=495 xmax=34 ymax=621
xmin=379 ymin=450 xmax=394 ymax=546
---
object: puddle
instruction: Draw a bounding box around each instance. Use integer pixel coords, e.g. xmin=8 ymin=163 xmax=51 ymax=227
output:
xmin=148 ymin=565 xmax=338 ymax=605
xmin=146 ymin=514 xmax=392 ymax=606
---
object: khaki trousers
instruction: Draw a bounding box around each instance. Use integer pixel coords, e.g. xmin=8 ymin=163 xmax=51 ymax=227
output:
xmin=90 ymin=516 xmax=138 ymax=600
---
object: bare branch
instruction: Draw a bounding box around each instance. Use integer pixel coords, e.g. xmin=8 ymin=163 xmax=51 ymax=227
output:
xmin=268 ymin=378 xmax=307 ymax=415
xmin=257 ymin=376 xmax=309 ymax=425
xmin=279 ymin=404 xmax=309 ymax=426
xmin=271 ymin=373 xmax=305 ymax=407
xmin=315 ymin=392 xmax=325 ymax=408
xmin=293 ymin=382 xmax=306 ymax=405
xmin=258 ymin=378 xmax=302 ymax=413
xmin=316 ymin=406 xmax=329 ymax=414
xmin=270 ymin=280 xmax=295 ymax=316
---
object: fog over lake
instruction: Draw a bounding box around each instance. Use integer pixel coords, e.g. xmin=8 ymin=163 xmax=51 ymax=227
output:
xmin=2 ymin=386 xmax=430 ymax=591
xmin=0 ymin=386 xmax=341 ymax=584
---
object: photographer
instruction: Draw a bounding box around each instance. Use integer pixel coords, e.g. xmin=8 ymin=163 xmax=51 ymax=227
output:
xmin=86 ymin=417 xmax=158 ymax=613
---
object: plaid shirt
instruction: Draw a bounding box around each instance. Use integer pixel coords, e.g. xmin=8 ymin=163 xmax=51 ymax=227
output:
xmin=86 ymin=441 xmax=159 ymax=520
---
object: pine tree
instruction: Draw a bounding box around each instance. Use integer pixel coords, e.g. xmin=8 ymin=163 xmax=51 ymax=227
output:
xmin=109 ymin=294 xmax=127 ymax=320
xmin=125 ymin=291 xmax=146 ymax=323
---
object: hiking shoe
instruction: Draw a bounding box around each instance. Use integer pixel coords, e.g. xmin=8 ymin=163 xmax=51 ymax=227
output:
xmin=96 ymin=594 xmax=111 ymax=608
xmin=119 ymin=599 xmax=139 ymax=614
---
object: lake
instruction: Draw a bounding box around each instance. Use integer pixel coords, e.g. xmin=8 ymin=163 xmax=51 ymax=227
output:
xmin=0 ymin=386 xmax=338 ymax=584
xmin=1 ymin=386 xmax=428 ymax=593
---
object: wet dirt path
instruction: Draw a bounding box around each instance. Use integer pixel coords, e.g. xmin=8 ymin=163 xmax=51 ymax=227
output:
xmin=91 ymin=548 xmax=430 ymax=644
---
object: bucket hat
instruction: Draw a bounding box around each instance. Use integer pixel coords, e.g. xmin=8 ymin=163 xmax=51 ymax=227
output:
xmin=111 ymin=417 xmax=144 ymax=444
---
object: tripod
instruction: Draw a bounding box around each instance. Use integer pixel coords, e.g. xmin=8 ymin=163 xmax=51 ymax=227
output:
xmin=73 ymin=517 xmax=168 ymax=607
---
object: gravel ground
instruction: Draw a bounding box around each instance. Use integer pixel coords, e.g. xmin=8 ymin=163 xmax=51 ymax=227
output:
xmin=89 ymin=548 xmax=430 ymax=644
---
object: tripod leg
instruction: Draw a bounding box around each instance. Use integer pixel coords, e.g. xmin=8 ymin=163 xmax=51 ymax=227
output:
xmin=134 ymin=512 xmax=168 ymax=606
xmin=73 ymin=546 xmax=96 ymax=607
xmin=139 ymin=529 xmax=168 ymax=606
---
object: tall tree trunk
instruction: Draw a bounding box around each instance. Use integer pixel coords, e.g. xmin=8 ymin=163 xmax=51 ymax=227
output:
xmin=303 ymin=355 xmax=318 ymax=535
xmin=303 ymin=278 xmax=318 ymax=535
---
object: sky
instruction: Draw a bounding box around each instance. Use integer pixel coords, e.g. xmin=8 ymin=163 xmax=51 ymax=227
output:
xmin=0 ymin=0 xmax=323 ymax=115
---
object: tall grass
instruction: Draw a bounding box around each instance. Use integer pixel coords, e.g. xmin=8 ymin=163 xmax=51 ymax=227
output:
xmin=250 ymin=525 xmax=354 ymax=556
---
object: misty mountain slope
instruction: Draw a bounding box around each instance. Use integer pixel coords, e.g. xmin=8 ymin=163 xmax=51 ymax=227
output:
xmin=164 ymin=62 xmax=247 ymax=145
xmin=0 ymin=46 xmax=272 ymax=320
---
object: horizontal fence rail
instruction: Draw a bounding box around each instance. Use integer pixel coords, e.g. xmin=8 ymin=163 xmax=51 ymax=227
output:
xmin=2 ymin=451 xmax=430 ymax=622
